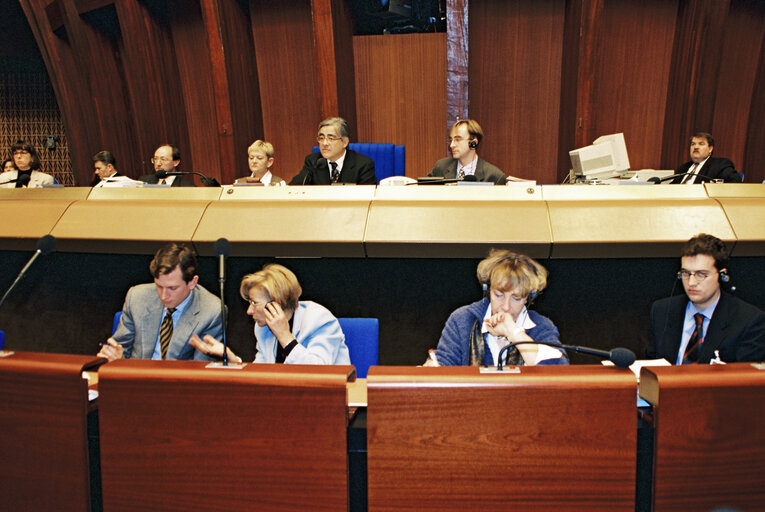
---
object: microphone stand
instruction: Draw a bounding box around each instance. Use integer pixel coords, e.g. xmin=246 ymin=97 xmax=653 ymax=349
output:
xmin=496 ymin=340 xmax=636 ymax=371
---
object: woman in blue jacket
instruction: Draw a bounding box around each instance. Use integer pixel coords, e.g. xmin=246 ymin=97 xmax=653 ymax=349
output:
xmin=192 ymin=264 xmax=349 ymax=365
xmin=433 ymin=250 xmax=568 ymax=367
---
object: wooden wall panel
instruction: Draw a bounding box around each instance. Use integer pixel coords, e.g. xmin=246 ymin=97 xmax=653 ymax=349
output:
xmin=469 ymin=0 xmax=565 ymax=184
xmin=744 ymin=22 xmax=765 ymax=183
xmin=249 ymin=0 xmax=321 ymax=183
xmin=592 ymin=0 xmax=677 ymax=170
xmin=114 ymin=0 xmax=190 ymax=176
xmin=214 ymin=0 xmax=263 ymax=180
xmin=711 ymin=0 xmax=765 ymax=178
xmin=354 ymin=34 xmax=447 ymax=177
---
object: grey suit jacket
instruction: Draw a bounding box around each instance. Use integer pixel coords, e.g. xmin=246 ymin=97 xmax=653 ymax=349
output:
xmin=113 ymin=283 xmax=222 ymax=360
xmin=427 ymin=157 xmax=506 ymax=184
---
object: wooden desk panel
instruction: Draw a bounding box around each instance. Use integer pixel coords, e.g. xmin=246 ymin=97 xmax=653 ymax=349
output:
xmin=715 ymin=197 xmax=765 ymax=256
xmin=0 ymin=351 xmax=103 ymax=512
xmin=0 ymin=199 xmax=77 ymax=251
xmin=98 ymin=360 xmax=353 ymax=511
xmin=639 ymin=363 xmax=765 ymax=511
xmin=366 ymin=365 xmax=637 ymax=511
xmin=366 ymin=186 xmax=549 ymax=258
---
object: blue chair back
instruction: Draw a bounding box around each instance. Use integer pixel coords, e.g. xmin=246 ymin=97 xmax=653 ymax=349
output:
xmin=338 ymin=318 xmax=379 ymax=378
xmin=0 ymin=330 xmax=4 ymax=350
xmin=312 ymin=143 xmax=405 ymax=182
xmin=112 ymin=312 xmax=122 ymax=335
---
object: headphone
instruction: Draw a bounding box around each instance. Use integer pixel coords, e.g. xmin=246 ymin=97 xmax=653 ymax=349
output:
xmin=480 ymin=253 xmax=541 ymax=300
xmin=468 ymin=139 xmax=478 ymax=149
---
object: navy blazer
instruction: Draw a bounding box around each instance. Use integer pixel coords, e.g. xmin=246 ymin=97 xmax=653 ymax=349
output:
xmin=290 ymin=149 xmax=377 ymax=185
xmin=648 ymin=291 xmax=765 ymax=363
xmin=673 ymin=157 xmax=741 ymax=183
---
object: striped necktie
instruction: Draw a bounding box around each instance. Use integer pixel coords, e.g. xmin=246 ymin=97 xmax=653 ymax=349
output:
xmin=682 ymin=313 xmax=705 ymax=364
xmin=159 ymin=308 xmax=176 ymax=359
xmin=330 ymin=161 xmax=339 ymax=183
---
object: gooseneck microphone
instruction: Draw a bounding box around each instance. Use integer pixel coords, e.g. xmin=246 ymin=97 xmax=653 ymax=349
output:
xmin=0 ymin=235 xmax=56 ymax=309
xmin=647 ymin=172 xmax=714 ymax=184
xmin=214 ymin=237 xmax=230 ymax=366
xmin=496 ymin=340 xmax=636 ymax=371
xmin=153 ymin=170 xmax=221 ymax=187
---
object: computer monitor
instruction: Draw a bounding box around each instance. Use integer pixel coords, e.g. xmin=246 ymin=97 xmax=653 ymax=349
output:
xmin=569 ymin=133 xmax=630 ymax=181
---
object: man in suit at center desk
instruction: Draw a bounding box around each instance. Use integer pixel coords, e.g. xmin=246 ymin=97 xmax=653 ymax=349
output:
xmin=97 ymin=243 xmax=221 ymax=362
xmin=289 ymin=117 xmax=377 ymax=185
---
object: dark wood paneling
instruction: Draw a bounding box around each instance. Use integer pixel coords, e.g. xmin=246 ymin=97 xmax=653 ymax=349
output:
xmin=113 ymin=0 xmax=190 ymax=176
xmin=353 ymin=34 xmax=447 ymax=177
xmin=249 ymin=0 xmax=320 ymax=182
xmin=215 ymin=0 xmax=263 ymax=181
xmin=593 ymin=0 xmax=677 ymax=170
xmin=712 ymin=0 xmax=765 ymax=177
xmin=470 ymin=0 xmax=565 ymax=183
xmin=661 ymin=0 xmax=730 ymax=170
xmin=744 ymin=21 xmax=765 ymax=183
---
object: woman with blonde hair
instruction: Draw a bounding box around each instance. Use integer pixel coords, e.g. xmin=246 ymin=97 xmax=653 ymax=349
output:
xmin=431 ymin=249 xmax=568 ymax=366
xmin=192 ymin=264 xmax=349 ymax=364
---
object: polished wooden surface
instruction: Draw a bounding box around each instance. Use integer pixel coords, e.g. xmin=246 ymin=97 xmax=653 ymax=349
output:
xmin=354 ymin=33 xmax=447 ymax=177
xmin=0 ymin=350 xmax=103 ymax=512
xmin=98 ymin=360 xmax=353 ymax=511
xmin=639 ymin=363 xmax=765 ymax=511
xmin=366 ymin=365 xmax=637 ymax=511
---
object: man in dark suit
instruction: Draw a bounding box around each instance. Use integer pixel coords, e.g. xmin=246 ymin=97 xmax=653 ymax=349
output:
xmin=89 ymin=150 xmax=120 ymax=186
xmin=289 ymin=117 xmax=377 ymax=185
xmin=648 ymin=234 xmax=765 ymax=364
xmin=98 ymin=243 xmax=220 ymax=362
xmin=427 ymin=119 xmax=506 ymax=184
xmin=672 ymin=132 xmax=741 ymax=183
xmin=139 ymin=144 xmax=195 ymax=186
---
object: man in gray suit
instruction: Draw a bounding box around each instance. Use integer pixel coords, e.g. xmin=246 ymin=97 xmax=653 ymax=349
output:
xmin=427 ymin=119 xmax=506 ymax=184
xmin=98 ymin=243 xmax=222 ymax=361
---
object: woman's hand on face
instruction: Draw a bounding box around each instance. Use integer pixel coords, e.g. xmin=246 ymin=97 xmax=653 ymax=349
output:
xmin=264 ymin=302 xmax=293 ymax=346
xmin=484 ymin=312 xmax=523 ymax=340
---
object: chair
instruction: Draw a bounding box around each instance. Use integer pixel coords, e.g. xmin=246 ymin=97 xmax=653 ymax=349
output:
xmin=338 ymin=317 xmax=379 ymax=378
xmin=112 ymin=311 xmax=122 ymax=334
xmin=312 ymin=143 xmax=406 ymax=182
xmin=0 ymin=330 xmax=4 ymax=350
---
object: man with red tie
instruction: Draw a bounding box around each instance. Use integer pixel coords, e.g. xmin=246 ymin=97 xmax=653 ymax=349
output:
xmin=648 ymin=234 xmax=765 ymax=364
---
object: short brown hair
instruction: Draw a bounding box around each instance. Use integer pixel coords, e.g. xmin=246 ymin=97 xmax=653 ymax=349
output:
xmin=681 ymin=233 xmax=729 ymax=271
xmin=149 ymin=243 xmax=197 ymax=283
xmin=451 ymin=119 xmax=484 ymax=145
xmin=477 ymin=249 xmax=547 ymax=299
xmin=239 ymin=264 xmax=302 ymax=311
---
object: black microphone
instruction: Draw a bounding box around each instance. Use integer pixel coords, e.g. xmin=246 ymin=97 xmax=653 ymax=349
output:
xmin=214 ymin=237 xmax=230 ymax=366
xmin=496 ymin=340 xmax=636 ymax=370
xmin=647 ymin=171 xmax=715 ymax=184
xmin=0 ymin=235 xmax=56 ymax=309
xmin=463 ymin=174 xmax=477 ymax=182
xmin=151 ymin=170 xmax=221 ymax=187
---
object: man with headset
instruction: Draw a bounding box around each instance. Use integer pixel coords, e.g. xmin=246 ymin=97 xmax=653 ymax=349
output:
xmin=426 ymin=119 xmax=506 ymax=184
xmin=648 ymin=234 xmax=765 ymax=364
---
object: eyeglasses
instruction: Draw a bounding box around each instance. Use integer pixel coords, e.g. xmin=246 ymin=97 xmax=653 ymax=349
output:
xmin=678 ymin=270 xmax=715 ymax=281
xmin=246 ymin=299 xmax=270 ymax=308
xmin=317 ymin=135 xmax=342 ymax=143
xmin=151 ymin=157 xmax=172 ymax=164
xmin=13 ymin=150 xmax=30 ymax=156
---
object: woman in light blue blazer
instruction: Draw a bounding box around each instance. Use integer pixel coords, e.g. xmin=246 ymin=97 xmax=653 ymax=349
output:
xmin=191 ymin=264 xmax=349 ymax=365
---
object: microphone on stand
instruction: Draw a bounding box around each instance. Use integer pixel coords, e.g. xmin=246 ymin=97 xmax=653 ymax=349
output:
xmin=152 ymin=170 xmax=221 ymax=187
xmin=0 ymin=235 xmax=56 ymax=309
xmin=647 ymin=172 xmax=715 ymax=184
xmin=214 ymin=238 xmax=230 ymax=366
xmin=496 ymin=340 xmax=636 ymax=371
xmin=2 ymin=174 xmax=31 ymax=187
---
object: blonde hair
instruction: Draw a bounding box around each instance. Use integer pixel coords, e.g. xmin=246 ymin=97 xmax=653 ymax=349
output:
xmin=239 ymin=264 xmax=301 ymax=311
xmin=476 ymin=249 xmax=547 ymax=298
xmin=247 ymin=140 xmax=275 ymax=159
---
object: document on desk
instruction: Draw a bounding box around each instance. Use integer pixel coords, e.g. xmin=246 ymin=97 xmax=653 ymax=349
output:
xmin=602 ymin=358 xmax=670 ymax=407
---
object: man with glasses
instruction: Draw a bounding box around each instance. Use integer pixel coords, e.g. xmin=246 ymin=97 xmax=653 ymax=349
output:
xmin=426 ymin=119 xmax=506 ymax=184
xmin=289 ymin=117 xmax=376 ymax=185
xmin=139 ymin=144 xmax=195 ymax=186
xmin=648 ymin=233 xmax=765 ymax=364
xmin=97 ymin=243 xmax=221 ymax=361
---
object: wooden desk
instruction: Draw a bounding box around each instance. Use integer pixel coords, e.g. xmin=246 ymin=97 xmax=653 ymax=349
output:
xmin=98 ymin=360 xmax=354 ymax=511
xmin=366 ymin=365 xmax=637 ymax=511
xmin=640 ymin=363 xmax=765 ymax=511
xmin=0 ymin=350 xmax=103 ymax=511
